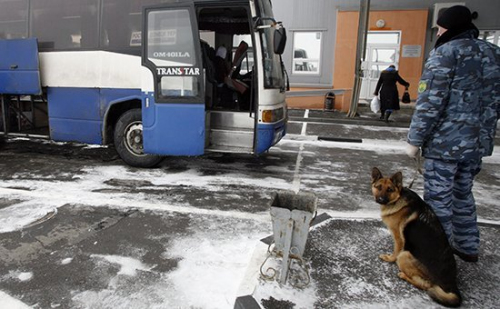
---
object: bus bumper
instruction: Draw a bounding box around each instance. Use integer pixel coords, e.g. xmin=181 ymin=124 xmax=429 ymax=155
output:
xmin=255 ymin=120 xmax=287 ymax=154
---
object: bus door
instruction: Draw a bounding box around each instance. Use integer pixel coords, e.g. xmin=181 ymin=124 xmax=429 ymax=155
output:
xmin=0 ymin=38 xmax=42 ymax=134
xmin=205 ymin=35 xmax=258 ymax=155
xmin=196 ymin=5 xmax=259 ymax=155
xmin=141 ymin=3 xmax=205 ymax=156
xmin=0 ymin=38 xmax=41 ymax=96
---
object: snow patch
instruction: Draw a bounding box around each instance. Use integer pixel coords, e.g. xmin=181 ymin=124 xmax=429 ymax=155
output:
xmin=61 ymin=258 xmax=73 ymax=265
xmin=0 ymin=201 xmax=56 ymax=233
xmin=18 ymin=272 xmax=33 ymax=281
xmin=163 ymin=228 xmax=267 ymax=309
xmin=90 ymin=254 xmax=153 ymax=276
xmin=0 ymin=291 xmax=31 ymax=309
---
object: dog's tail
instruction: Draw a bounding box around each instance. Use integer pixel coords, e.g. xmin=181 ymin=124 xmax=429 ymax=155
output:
xmin=427 ymin=285 xmax=461 ymax=308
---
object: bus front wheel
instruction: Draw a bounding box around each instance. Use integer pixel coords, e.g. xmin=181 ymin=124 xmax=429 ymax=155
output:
xmin=114 ymin=109 xmax=163 ymax=168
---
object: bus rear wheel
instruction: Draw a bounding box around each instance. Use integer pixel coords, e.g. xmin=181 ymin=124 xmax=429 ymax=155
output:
xmin=114 ymin=109 xmax=163 ymax=168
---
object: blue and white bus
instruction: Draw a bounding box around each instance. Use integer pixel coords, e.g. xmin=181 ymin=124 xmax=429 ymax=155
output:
xmin=0 ymin=0 xmax=288 ymax=167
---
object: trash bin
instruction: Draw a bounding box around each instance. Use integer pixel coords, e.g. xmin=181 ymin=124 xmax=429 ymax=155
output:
xmin=324 ymin=92 xmax=335 ymax=111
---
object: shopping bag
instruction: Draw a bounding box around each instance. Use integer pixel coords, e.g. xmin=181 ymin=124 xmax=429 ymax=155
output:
xmin=370 ymin=96 xmax=380 ymax=113
xmin=402 ymin=89 xmax=411 ymax=103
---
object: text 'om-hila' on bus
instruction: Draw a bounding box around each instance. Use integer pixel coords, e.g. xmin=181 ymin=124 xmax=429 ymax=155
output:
xmin=0 ymin=0 xmax=289 ymax=167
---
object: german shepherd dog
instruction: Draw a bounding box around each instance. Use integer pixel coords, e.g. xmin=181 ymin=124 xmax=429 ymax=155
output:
xmin=371 ymin=167 xmax=461 ymax=307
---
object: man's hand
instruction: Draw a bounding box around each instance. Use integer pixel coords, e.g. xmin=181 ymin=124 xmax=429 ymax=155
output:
xmin=406 ymin=144 xmax=420 ymax=158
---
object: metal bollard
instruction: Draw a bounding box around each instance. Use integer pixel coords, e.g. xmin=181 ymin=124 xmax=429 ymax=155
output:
xmin=262 ymin=191 xmax=317 ymax=287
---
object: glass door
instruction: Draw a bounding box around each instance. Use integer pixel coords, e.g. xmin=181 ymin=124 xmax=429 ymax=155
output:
xmin=360 ymin=31 xmax=401 ymax=100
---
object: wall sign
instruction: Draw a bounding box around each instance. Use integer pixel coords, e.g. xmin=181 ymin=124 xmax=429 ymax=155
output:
xmin=402 ymin=45 xmax=422 ymax=58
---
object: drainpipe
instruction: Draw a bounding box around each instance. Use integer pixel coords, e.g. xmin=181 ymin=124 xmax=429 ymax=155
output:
xmin=347 ymin=0 xmax=370 ymax=118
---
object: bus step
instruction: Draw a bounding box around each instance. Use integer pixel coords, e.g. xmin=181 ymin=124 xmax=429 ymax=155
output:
xmin=208 ymin=128 xmax=254 ymax=149
xmin=205 ymin=145 xmax=253 ymax=154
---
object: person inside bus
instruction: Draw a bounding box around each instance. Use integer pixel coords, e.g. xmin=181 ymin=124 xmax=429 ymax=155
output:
xmin=230 ymin=41 xmax=252 ymax=111
xmin=213 ymin=46 xmax=234 ymax=108
xmin=212 ymin=44 xmax=251 ymax=110
xmin=226 ymin=41 xmax=250 ymax=95
xmin=200 ymin=40 xmax=217 ymax=109
xmin=229 ymin=41 xmax=249 ymax=80
xmin=214 ymin=46 xmax=230 ymax=86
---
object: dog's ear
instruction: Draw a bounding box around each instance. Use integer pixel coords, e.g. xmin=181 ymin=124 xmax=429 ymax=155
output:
xmin=371 ymin=167 xmax=383 ymax=183
xmin=391 ymin=172 xmax=403 ymax=189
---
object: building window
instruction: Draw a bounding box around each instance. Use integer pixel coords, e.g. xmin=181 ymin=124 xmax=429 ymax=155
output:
xmin=366 ymin=32 xmax=400 ymax=45
xmin=479 ymin=30 xmax=500 ymax=47
xmin=292 ymin=31 xmax=322 ymax=75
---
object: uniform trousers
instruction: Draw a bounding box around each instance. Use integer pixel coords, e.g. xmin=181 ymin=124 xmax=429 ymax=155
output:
xmin=423 ymin=158 xmax=481 ymax=255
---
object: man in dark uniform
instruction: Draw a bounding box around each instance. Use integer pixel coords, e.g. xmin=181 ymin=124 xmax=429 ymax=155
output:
xmin=406 ymin=6 xmax=500 ymax=262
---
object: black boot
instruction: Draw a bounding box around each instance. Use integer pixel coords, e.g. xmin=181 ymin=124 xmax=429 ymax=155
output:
xmin=379 ymin=111 xmax=385 ymax=120
xmin=384 ymin=111 xmax=392 ymax=122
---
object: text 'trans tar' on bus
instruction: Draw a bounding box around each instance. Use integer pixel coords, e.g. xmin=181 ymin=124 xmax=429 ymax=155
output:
xmin=0 ymin=0 xmax=288 ymax=167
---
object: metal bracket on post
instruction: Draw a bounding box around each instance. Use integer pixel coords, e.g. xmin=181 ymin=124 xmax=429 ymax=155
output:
xmin=278 ymin=218 xmax=294 ymax=285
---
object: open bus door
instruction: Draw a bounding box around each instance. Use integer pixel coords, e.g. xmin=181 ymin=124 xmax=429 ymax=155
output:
xmin=141 ymin=2 xmax=205 ymax=157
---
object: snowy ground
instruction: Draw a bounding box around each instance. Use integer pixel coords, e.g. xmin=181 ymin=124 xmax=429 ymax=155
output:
xmin=1 ymin=116 xmax=499 ymax=308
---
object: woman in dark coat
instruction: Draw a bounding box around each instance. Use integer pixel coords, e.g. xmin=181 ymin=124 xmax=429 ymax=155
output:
xmin=374 ymin=65 xmax=409 ymax=122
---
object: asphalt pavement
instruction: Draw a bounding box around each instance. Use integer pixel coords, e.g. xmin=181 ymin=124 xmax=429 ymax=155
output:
xmin=235 ymin=106 xmax=500 ymax=309
xmin=1 ymin=105 xmax=499 ymax=309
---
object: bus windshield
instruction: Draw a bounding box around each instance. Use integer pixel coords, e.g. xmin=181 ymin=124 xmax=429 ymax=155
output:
xmin=256 ymin=0 xmax=285 ymax=90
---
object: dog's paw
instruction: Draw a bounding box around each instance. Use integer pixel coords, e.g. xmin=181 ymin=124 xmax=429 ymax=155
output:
xmin=397 ymin=272 xmax=408 ymax=280
xmin=379 ymin=254 xmax=396 ymax=262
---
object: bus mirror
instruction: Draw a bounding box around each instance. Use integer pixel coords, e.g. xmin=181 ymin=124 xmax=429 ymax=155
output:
xmin=274 ymin=27 xmax=286 ymax=55
xmin=253 ymin=17 xmax=286 ymax=54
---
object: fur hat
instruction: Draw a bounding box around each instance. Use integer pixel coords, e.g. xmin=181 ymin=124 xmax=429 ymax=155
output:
xmin=437 ymin=5 xmax=472 ymax=30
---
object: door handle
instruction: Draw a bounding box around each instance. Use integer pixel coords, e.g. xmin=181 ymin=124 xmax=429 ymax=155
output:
xmin=10 ymin=64 xmax=18 ymax=69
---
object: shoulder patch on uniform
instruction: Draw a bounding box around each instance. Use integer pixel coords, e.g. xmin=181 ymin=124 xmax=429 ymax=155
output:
xmin=418 ymin=81 xmax=427 ymax=93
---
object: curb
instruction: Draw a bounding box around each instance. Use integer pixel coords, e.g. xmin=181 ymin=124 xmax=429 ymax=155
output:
xmin=284 ymin=134 xmax=364 ymax=144
xmin=317 ymin=136 xmax=363 ymax=143
xmin=283 ymin=134 xmax=318 ymax=142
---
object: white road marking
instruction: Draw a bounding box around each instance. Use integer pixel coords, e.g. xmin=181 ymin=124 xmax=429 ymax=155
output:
xmin=291 ymin=109 xmax=310 ymax=193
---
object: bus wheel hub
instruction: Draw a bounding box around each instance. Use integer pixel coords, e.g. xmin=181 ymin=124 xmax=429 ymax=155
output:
xmin=125 ymin=122 xmax=144 ymax=155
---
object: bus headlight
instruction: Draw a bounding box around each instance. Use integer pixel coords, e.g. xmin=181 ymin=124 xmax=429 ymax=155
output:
xmin=261 ymin=108 xmax=284 ymax=123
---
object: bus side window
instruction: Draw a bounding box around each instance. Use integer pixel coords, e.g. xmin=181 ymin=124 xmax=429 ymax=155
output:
xmin=101 ymin=0 xmax=131 ymax=50
xmin=101 ymin=0 xmax=163 ymax=54
xmin=31 ymin=0 xmax=99 ymax=50
xmin=0 ymin=0 xmax=28 ymax=39
xmin=80 ymin=0 xmax=99 ymax=48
